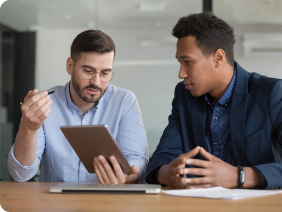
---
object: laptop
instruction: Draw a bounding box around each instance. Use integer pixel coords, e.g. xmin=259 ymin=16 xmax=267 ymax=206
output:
xmin=49 ymin=183 xmax=161 ymax=194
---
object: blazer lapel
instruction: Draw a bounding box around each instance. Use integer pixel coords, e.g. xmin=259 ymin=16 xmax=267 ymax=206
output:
xmin=230 ymin=62 xmax=249 ymax=165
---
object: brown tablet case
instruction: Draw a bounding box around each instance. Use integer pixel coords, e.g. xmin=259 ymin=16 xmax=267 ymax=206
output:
xmin=60 ymin=125 xmax=132 ymax=174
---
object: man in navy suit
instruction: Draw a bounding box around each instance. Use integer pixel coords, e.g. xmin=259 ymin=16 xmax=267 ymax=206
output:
xmin=146 ymin=12 xmax=282 ymax=189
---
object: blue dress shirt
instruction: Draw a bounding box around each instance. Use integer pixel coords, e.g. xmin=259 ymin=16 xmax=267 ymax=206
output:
xmin=8 ymin=82 xmax=149 ymax=183
xmin=205 ymin=70 xmax=236 ymax=165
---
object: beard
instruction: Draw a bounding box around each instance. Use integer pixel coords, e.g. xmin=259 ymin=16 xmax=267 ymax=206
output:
xmin=72 ymin=73 xmax=105 ymax=105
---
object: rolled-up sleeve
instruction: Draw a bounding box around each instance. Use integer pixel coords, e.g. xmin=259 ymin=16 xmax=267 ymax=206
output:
xmin=7 ymin=125 xmax=46 ymax=182
xmin=7 ymin=145 xmax=39 ymax=182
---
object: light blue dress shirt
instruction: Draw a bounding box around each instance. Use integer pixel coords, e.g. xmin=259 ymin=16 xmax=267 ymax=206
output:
xmin=8 ymin=82 xmax=149 ymax=183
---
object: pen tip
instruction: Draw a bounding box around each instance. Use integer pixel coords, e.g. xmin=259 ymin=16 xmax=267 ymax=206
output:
xmin=54 ymin=90 xmax=58 ymax=92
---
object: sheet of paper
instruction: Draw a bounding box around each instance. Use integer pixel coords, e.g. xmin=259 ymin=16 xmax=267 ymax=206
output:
xmin=162 ymin=187 xmax=282 ymax=200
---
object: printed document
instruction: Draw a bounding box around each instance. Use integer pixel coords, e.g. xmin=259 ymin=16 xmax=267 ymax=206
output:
xmin=162 ymin=187 xmax=282 ymax=200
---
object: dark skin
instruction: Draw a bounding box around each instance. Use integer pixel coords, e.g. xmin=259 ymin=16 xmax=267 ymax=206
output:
xmin=155 ymin=36 xmax=261 ymax=189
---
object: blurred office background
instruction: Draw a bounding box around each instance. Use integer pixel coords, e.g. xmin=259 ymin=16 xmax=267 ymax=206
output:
xmin=0 ymin=0 xmax=282 ymax=181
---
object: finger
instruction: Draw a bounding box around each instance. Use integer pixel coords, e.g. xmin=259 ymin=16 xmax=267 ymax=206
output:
xmin=34 ymin=99 xmax=52 ymax=119
xmin=23 ymin=89 xmax=38 ymax=102
xmin=93 ymin=158 xmax=105 ymax=184
xmin=186 ymin=158 xmax=210 ymax=168
xmin=29 ymin=95 xmax=51 ymax=114
xmin=185 ymin=176 xmax=210 ymax=185
xmin=184 ymin=146 xmax=201 ymax=158
xmin=169 ymin=166 xmax=190 ymax=175
xmin=98 ymin=156 xmax=119 ymax=184
xmin=109 ymin=156 xmax=126 ymax=184
xmin=189 ymin=184 xmax=212 ymax=189
xmin=185 ymin=167 xmax=209 ymax=177
xmin=171 ymin=146 xmax=201 ymax=167
xmin=170 ymin=176 xmax=191 ymax=189
xmin=94 ymin=157 xmax=111 ymax=184
xmin=199 ymin=147 xmax=215 ymax=161
xmin=131 ymin=165 xmax=139 ymax=174
xmin=37 ymin=106 xmax=51 ymax=123
xmin=23 ymin=90 xmax=48 ymax=109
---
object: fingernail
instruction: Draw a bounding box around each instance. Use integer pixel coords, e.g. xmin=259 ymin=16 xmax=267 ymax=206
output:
xmin=186 ymin=159 xmax=192 ymax=163
xmin=186 ymin=179 xmax=190 ymax=183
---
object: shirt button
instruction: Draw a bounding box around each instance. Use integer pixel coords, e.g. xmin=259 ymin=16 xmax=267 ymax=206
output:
xmin=83 ymin=121 xmax=86 ymax=124
xmin=213 ymin=117 xmax=217 ymax=120
xmin=81 ymin=167 xmax=84 ymax=170
xmin=73 ymin=110 xmax=75 ymax=113
xmin=214 ymin=143 xmax=217 ymax=145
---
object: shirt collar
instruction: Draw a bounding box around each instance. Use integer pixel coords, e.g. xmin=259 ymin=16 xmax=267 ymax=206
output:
xmin=206 ymin=68 xmax=237 ymax=106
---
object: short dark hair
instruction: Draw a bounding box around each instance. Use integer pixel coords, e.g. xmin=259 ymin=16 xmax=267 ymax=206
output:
xmin=71 ymin=30 xmax=116 ymax=62
xmin=172 ymin=12 xmax=235 ymax=66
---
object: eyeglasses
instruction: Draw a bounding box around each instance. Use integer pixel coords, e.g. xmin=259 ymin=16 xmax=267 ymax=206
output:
xmin=80 ymin=66 xmax=116 ymax=83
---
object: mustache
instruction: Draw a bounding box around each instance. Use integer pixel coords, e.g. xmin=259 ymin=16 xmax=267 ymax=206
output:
xmin=83 ymin=85 xmax=103 ymax=93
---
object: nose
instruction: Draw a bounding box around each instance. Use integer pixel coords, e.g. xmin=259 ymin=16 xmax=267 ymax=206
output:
xmin=178 ymin=64 xmax=188 ymax=79
xmin=90 ymin=73 xmax=102 ymax=86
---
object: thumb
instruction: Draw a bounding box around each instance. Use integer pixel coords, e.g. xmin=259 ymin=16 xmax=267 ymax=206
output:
xmin=131 ymin=165 xmax=139 ymax=174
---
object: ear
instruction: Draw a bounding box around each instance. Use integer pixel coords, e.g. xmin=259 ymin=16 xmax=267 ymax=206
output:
xmin=213 ymin=49 xmax=225 ymax=68
xmin=66 ymin=57 xmax=74 ymax=75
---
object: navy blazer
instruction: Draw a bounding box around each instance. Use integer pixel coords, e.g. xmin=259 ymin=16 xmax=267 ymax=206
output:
xmin=146 ymin=62 xmax=282 ymax=189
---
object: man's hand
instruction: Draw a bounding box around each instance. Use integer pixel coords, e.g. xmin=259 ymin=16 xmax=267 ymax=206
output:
xmin=155 ymin=146 xmax=201 ymax=189
xmin=20 ymin=89 xmax=53 ymax=132
xmin=93 ymin=155 xmax=139 ymax=184
xmin=14 ymin=89 xmax=53 ymax=166
xmin=184 ymin=147 xmax=238 ymax=188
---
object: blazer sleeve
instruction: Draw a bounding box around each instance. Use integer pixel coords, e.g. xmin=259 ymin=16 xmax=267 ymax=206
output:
xmin=253 ymin=80 xmax=282 ymax=189
xmin=146 ymin=83 xmax=185 ymax=184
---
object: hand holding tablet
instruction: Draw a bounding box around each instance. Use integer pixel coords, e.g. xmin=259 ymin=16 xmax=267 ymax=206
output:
xmin=94 ymin=155 xmax=140 ymax=184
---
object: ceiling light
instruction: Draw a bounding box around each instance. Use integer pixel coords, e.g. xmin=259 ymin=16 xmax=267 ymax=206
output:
xmin=139 ymin=2 xmax=166 ymax=12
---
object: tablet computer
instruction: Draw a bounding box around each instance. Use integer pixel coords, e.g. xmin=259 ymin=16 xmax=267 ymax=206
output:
xmin=60 ymin=125 xmax=132 ymax=174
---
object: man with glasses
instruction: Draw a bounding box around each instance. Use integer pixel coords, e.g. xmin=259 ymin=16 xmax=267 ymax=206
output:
xmin=8 ymin=30 xmax=148 ymax=184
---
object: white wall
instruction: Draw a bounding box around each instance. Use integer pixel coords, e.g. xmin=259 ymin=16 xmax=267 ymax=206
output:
xmin=36 ymin=26 xmax=282 ymax=156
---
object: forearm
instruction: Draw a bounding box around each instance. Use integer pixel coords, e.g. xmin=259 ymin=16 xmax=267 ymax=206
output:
xmin=14 ymin=126 xmax=37 ymax=166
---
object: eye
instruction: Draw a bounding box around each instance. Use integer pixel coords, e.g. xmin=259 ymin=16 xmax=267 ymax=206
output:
xmin=184 ymin=60 xmax=190 ymax=64
xmin=101 ymin=71 xmax=110 ymax=75
xmin=83 ymin=67 xmax=94 ymax=73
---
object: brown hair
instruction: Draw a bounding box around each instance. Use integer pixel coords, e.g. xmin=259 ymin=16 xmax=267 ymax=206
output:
xmin=71 ymin=30 xmax=116 ymax=62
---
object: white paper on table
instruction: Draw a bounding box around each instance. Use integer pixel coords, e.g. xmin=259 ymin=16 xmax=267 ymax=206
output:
xmin=162 ymin=186 xmax=282 ymax=200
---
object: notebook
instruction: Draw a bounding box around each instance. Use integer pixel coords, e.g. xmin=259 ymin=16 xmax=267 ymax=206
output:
xmin=49 ymin=183 xmax=161 ymax=194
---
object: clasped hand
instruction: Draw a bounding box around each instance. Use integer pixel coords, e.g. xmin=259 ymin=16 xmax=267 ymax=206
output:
xmin=93 ymin=155 xmax=139 ymax=184
xmin=158 ymin=146 xmax=238 ymax=189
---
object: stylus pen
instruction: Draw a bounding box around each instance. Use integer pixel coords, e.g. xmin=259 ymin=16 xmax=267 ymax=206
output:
xmin=20 ymin=90 xmax=58 ymax=105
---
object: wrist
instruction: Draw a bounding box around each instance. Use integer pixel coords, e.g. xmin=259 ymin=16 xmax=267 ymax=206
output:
xmin=242 ymin=167 xmax=262 ymax=188
xmin=236 ymin=166 xmax=245 ymax=188
xmin=18 ymin=124 xmax=38 ymax=136
xmin=155 ymin=165 xmax=168 ymax=185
